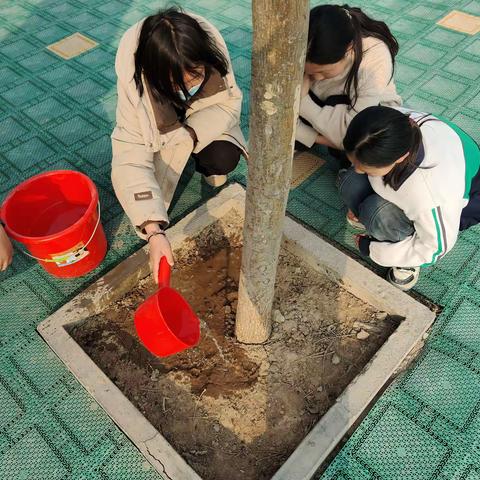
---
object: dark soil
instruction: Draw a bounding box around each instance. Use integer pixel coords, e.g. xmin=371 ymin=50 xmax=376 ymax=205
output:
xmin=70 ymin=212 xmax=400 ymax=480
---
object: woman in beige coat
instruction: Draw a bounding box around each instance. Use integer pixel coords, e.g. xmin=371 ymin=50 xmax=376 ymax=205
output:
xmin=111 ymin=8 xmax=246 ymax=281
xmin=296 ymin=5 xmax=402 ymax=156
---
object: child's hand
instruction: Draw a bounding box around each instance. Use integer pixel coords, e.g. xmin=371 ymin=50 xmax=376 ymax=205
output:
xmin=0 ymin=226 xmax=13 ymax=271
xmin=149 ymin=233 xmax=174 ymax=284
xmin=144 ymin=222 xmax=174 ymax=284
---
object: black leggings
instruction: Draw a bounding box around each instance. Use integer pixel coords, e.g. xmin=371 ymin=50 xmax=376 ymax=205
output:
xmin=192 ymin=140 xmax=242 ymax=176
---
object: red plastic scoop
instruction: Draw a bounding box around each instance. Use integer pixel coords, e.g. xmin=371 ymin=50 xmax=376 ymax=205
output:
xmin=134 ymin=257 xmax=200 ymax=357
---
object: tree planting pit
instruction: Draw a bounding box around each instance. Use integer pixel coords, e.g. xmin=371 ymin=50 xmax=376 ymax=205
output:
xmin=38 ymin=184 xmax=436 ymax=480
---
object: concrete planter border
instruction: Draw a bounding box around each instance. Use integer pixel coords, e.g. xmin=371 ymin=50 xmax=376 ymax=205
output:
xmin=38 ymin=184 xmax=435 ymax=480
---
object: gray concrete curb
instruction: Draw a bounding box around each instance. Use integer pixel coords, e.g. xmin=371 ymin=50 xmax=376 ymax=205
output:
xmin=38 ymin=183 xmax=435 ymax=480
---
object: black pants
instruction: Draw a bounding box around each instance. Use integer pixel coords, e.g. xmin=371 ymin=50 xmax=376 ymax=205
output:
xmin=192 ymin=140 xmax=242 ymax=177
xmin=461 ymin=169 xmax=480 ymax=230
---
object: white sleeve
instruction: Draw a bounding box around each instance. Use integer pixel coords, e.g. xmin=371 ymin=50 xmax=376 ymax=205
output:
xmin=111 ymin=74 xmax=173 ymax=237
xmin=299 ymin=43 xmax=397 ymax=149
xmin=295 ymin=118 xmax=318 ymax=148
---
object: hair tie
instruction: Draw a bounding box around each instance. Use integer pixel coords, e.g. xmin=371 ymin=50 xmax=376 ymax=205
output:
xmin=343 ymin=8 xmax=352 ymax=20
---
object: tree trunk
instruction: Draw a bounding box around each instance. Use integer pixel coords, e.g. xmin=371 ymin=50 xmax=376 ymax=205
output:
xmin=235 ymin=0 xmax=309 ymax=343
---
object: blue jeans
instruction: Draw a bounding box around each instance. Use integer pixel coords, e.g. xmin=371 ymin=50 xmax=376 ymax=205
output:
xmin=338 ymin=168 xmax=414 ymax=242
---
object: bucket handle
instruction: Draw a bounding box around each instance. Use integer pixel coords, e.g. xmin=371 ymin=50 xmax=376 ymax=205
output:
xmin=19 ymin=202 xmax=102 ymax=263
xmin=158 ymin=256 xmax=171 ymax=288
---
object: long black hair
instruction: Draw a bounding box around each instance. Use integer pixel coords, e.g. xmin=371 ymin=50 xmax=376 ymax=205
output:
xmin=343 ymin=106 xmax=424 ymax=190
xmin=134 ymin=7 xmax=229 ymax=109
xmin=307 ymin=4 xmax=399 ymax=109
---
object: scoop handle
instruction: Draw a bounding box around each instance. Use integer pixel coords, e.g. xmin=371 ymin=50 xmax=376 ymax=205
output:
xmin=158 ymin=256 xmax=171 ymax=288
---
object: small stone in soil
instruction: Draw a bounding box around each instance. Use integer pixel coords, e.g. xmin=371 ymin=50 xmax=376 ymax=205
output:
xmin=356 ymin=330 xmax=370 ymax=340
xmin=331 ymin=354 xmax=341 ymax=365
xmin=273 ymin=309 xmax=285 ymax=323
xmin=191 ymin=449 xmax=208 ymax=456
xmin=226 ymin=292 xmax=238 ymax=302
xmin=225 ymin=306 xmax=231 ymax=314
xmin=299 ymin=324 xmax=310 ymax=335
xmin=376 ymin=312 xmax=388 ymax=321
xmin=317 ymin=385 xmax=324 ymax=392
xmin=284 ymin=320 xmax=297 ymax=332
xmin=213 ymin=424 xmax=220 ymax=433
xmin=353 ymin=320 xmax=382 ymax=333
xmin=285 ymin=351 xmax=298 ymax=362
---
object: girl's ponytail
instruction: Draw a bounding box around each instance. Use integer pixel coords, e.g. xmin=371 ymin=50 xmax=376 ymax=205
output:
xmin=344 ymin=8 xmax=363 ymax=108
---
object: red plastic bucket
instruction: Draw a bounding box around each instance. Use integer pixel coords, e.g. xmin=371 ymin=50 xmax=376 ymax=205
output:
xmin=135 ymin=257 xmax=200 ymax=357
xmin=1 ymin=170 xmax=107 ymax=278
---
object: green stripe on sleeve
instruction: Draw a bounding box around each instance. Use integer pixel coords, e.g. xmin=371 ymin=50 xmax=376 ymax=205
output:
xmin=421 ymin=208 xmax=443 ymax=267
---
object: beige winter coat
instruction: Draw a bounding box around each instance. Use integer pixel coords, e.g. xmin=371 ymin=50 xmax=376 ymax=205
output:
xmin=296 ymin=36 xmax=402 ymax=149
xmin=111 ymin=14 xmax=247 ymax=238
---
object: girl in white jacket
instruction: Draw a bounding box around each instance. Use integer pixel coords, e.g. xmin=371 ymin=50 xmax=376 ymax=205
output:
xmin=297 ymin=4 xmax=401 ymax=157
xmin=339 ymin=106 xmax=480 ymax=290
xmin=111 ymin=8 xmax=246 ymax=281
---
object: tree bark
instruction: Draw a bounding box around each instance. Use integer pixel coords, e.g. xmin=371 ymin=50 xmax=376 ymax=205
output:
xmin=235 ymin=0 xmax=309 ymax=343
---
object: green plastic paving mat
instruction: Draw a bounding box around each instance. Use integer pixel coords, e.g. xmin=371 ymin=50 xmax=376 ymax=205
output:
xmin=0 ymin=0 xmax=247 ymax=477
xmin=307 ymin=0 xmax=480 ymax=478
xmin=2 ymin=0 xmax=480 ymax=478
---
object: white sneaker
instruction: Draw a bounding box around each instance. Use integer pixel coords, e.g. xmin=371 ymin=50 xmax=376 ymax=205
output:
xmin=203 ymin=174 xmax=227 ymax=187
xmin=387 ymin=267 xmax=420 ymax=291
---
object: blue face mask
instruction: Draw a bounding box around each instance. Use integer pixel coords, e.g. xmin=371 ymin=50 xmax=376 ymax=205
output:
xmin=178 ymin=84 xmax=202 ymax=101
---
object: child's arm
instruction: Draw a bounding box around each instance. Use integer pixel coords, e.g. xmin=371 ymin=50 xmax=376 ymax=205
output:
xmin=0 ymin=225 xmax=13 ymax=271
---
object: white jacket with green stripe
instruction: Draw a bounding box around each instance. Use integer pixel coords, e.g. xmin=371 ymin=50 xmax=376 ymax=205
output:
xmin=368 ymin=108 xmax=480 ymax=268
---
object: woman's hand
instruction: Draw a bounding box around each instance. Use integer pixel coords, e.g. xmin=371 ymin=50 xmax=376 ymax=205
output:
xmin=0 ymin=226 xmax=13 ymax=272
xmin=315 ymin=134 xmax=337 ymax=149
xmin=145 ymin=223 xmax=174 ymax=284
xmin=148 ymin=234 xmax=174 ymax=284
xmin=301 ymin=74 xmax=311 ymax=98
